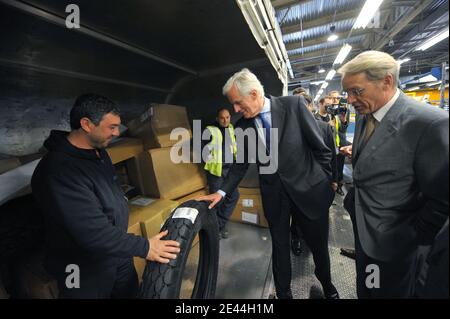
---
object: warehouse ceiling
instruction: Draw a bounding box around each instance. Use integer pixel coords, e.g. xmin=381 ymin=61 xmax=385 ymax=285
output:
xmin=0 ymin=0 xmax=273 ymax=96
xmin=271 ymin=0 xmax=449 ymax=88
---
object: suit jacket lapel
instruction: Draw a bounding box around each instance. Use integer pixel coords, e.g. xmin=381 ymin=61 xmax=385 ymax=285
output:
xmin=269 ymin=96 xmax=286 ymax=146
xmin=352 ymin=113 xmax=366 ymax=165
xmin=355 ymin=93 xmax=407 ymax=165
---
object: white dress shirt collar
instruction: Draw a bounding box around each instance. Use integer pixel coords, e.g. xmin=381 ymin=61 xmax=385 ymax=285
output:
xmin=372 ymin=88 xmax=400 ymax=122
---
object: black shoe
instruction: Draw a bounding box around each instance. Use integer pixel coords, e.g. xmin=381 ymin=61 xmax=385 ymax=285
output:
xmin=220 ymin=228 xmax=229 ymax=239
xmin=324 ymin=285 xmax=340 ymax=299
xmin=340 ymin=248 xmax=356 ymax=260
xmin=336 ymin=186 xmax=344 ymax=196
xmin=291 ymin=238 xmax=302 ymax=256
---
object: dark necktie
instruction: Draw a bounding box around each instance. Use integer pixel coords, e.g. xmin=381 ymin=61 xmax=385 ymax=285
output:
xmin=258 ymin=112 xmax=271 ymax=153
xmin=363 ymin=113 xmax=378 ymax=146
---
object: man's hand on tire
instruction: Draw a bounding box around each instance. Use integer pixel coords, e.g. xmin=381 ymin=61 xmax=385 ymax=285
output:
xmin=146 ymin=230 xmax=180 ymax=263
xmin=196 ymin=192 xmax=223 ymax=209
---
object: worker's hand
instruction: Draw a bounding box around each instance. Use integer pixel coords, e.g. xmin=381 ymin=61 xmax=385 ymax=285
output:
xmin=146 ymin=230 xmax=180 ymax=263
xmin=196 ymin=192 xmax=223 ymax=209
xmin=339 ymin=145 xmax=353 ymax=160
xmin=331 ymin=182 xmax=338 ymax=192
xmin=328 ymin=119 xmax=336 ymax=128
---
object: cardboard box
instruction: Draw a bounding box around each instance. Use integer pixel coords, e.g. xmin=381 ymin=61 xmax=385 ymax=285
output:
xmin=175 ymin=188 xmax=208 ymax=204
xmin=128 ymin=198 xmax=179 ymax=238
xmin=126 ymin=104 xmax=192 ymax=150
xmin=106 ymin=138 xmax=143 ymax=165
xmin=16 ymin=252 xmax=58 ymax=299
xmin=0 ymin=157 xmax=21 ymax=175
xmin=127 ymin=222 xmax=147 ymax=283
xmin=137 ymin=148 xmax=206 ymax=200
xmin=231 ymin=187 xmax=269 ymax=228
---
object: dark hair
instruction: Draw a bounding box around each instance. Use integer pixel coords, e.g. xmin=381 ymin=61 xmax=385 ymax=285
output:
xmin=292 ymin=87 xmax=307 ymax=96
xmin=70 ymin=93 xmax=120 ymax=130
xmin=302 ymin=94 xmax=313 ymax=104
xmin=217 ymin=107 xmax=231 ymax=117
xmin=319 ymin=95 xmax=333 ymax=104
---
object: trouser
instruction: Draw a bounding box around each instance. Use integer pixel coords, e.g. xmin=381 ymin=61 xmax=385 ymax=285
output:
xmin=206 ymin=169 xmax=239 ymax=231
xmin=336 ymin=153 xmax=346 ymax=184
xmin=290 ymin=212 xmax=302 ymax=240
xmin=56 ymin=258 xmax=139 ymax=299
xmin=264 ymin=180 xmax=334 ymax=296
xmin=355 ymin=231 xmax=419 ymax=299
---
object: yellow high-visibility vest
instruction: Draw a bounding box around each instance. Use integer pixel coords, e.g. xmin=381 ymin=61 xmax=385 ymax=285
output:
xmin=204 ymin=124 xmax=237 ymax=177
xmin=335 ymin=117 xmax=341 ymax=147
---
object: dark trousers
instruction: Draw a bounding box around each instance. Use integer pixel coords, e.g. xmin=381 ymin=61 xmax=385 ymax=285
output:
xmin=355 ymin=234 xmax=419 ymax=298
xmin=264 ymin=180 xmax=334 ymax=295
xmin=56 ymin=258 xmax=139 ymax=299
xmin=344 ymin=188 xmax=420 ymax=298
xmin=336 ymin=153 xmax=346 ymax=184
xmin=206 ymin=170 xmax=239 ymax=231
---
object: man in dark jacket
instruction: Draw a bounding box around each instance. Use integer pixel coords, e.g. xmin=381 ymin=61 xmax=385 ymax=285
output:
xmin=31 ymin=93 xmax=180 ymax=298
xmin=289 ymin=92 xmax=338 ymax=257
xmin=199 ymin=69 xmax=338 ymax=299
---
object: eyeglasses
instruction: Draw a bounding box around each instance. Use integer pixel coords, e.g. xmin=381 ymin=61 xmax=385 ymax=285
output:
xmin=344 ymin=88 xmax=365 ymax=97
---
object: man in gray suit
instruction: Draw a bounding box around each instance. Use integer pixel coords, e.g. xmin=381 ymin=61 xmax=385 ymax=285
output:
xmin=338 ymin=51 xmax=449 ymax=298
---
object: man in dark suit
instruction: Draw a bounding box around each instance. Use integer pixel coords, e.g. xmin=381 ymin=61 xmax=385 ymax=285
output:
xmin=338 ymin=51 xmax=449 ymax=298
xmin=199 ymin=68 xmax=339 ymax=299
xmin=289 ymin=92 xmax=339 ymax=257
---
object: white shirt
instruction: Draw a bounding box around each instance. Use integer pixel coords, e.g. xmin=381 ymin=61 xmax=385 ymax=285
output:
xmin=372 ymin=89 xmax=400 ymax=122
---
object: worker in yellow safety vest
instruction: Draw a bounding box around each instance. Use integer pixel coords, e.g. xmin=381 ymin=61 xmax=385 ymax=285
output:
xmin=329 ymin=90 xmax=351 ymax=196
xmin=203 ymin=108 xmax=239 ymax=239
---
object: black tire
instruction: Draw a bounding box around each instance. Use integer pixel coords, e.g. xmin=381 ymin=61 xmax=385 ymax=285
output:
xmin=139 ymin=200 xmax=219 ymax=299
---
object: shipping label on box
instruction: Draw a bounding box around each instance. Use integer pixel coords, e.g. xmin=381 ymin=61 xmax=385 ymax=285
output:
xmin=241 ymin=211 xmax=259 ymax=224
xmin=242 ymin=199 xmax=254 ymax=208
xmin=130 ymin=197 xmax=156 ymax=206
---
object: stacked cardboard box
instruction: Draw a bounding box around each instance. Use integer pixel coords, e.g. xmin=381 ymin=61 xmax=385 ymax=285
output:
xmin=175 ymin=188 xmax=208 ymax=204
xmin=105 ymin=137 xmax=143 ymax=165
xmin=15 ymin=252 xmax=58 ymax=299
xmin=127 ymin=197 xmax=179 ymax=282
xmin=231 ymin=187 xmax=268 ymax=228
xmin=127 ymin=104 xmax=192 ymax=150
xmin=135 ymin=143 xmax=206 ymax=200
xmin=128 ymin=198 xmax=179 ymax=239
xmin=127 ymin=221 xmax=147 ymax=283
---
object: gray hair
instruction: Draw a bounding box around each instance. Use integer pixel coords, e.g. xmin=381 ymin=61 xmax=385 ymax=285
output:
xmin=338 ymin=50 xmax=400 ymax=87
xmin=222 ymin=68 xmax=265 ymax=97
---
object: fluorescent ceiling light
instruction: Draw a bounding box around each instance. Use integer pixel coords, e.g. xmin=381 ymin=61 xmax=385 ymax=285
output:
xmin=310 ymin=80 xmax=325 ymax=85
xmin=318 ymin=89 xmax=324 ymax=94
xmin=419 ymin=74 xmax=438 ymax=83
xmin=416 ymin=27 xmax=449 ymax=51
xmin=408 ymin=86 xmax=421 ymax=91
xmin=398 ymin=57 xmax=411 ymax=65
xmin=333 ymin=44 xmax=352 ymax=65
xmin=327 ymin=34 xmax=339 ymax=42
xmin=353 ymin=0 xmax=384 ymax=29
xmin=325 ymin=69 xmax=336 ymax=81
xmin=321 ymin=82 xmax=329 ymax=89
xmin=318 ymin=68 xmax=326 ymax=74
